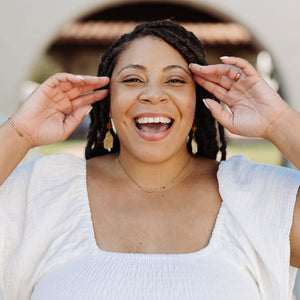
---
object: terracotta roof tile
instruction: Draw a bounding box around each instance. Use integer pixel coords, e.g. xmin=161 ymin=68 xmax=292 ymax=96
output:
xmin=57 ymin=21 xmax=251 ymax=46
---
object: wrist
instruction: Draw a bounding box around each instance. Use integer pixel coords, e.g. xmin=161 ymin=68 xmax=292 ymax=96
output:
xmin=6 ymin=117 xmax=34 ymax=150
xmin=264 ymin=103 xmax=299 ymax=144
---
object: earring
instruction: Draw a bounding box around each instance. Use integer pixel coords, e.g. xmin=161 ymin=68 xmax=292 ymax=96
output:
xmin=191 ymin=124 xmax=198 ymax=155
xmin=103 ymin=119 xmax=114 ymax=152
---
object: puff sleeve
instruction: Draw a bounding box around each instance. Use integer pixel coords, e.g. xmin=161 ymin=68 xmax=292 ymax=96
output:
xmin=0 ymin=157 xmax=38 ymax=298
xmin=0 ymin=153 xmax=87 ymax=299
xmin=218 ymin=155 xmax=300 ymax=300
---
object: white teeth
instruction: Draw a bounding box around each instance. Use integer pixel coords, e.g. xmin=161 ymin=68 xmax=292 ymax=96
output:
xmin=136 ymin=117 xmax=171 ymax=124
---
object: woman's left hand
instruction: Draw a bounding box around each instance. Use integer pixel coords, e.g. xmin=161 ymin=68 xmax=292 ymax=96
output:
xmin=189 ymin=56 xmax=289 ymax=139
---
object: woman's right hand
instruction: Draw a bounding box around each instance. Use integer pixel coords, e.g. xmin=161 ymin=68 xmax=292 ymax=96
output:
xmin=11 ymin=73 xmax=109 ymax=147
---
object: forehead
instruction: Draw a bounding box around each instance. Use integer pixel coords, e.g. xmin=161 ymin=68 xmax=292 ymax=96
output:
xmin=114 ymin=36 xmax=187 ymax=71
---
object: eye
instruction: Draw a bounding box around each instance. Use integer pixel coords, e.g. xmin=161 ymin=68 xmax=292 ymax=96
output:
xmin=122 ymin=77 xmax=143 ymax=83
xmin=166 ymin=78 xmax=186 ymax=85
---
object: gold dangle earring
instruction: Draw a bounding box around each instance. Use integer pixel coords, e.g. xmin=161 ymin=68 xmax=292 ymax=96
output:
xmin=103 ymin=119 xmax=114 ymax=152
xmin=191 ymin=124 xmax=198 ymax=155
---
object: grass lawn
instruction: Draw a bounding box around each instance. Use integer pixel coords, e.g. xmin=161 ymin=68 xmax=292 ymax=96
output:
xmin=227 ymin=140 xmax=283 ymax=166
xmin=39 ymin=140 xmax=86 ymax=156
xmin=39 ymin=139 xmax=283 ymax=166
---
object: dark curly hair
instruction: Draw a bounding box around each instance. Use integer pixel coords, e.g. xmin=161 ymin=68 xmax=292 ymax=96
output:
xmin=85 ymin=19 xmax=226 ymax=160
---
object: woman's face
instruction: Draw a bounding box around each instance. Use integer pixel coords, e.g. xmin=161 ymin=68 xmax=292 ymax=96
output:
xmin=110 ymin=36 xmax=196 ymax=163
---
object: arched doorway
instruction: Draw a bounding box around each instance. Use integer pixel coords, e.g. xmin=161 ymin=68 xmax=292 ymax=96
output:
xmin=30 ymin=1 xmax=282 ymax=165
xmin=30 ymin=1 xmax=260 ymax=81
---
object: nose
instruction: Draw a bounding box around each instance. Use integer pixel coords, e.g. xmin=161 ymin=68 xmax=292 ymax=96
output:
xmin=139 ymin=82 xmax=168 ymax=104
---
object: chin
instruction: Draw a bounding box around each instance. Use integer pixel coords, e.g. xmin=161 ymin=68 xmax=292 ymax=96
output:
xmin=129 ymin=142 xmax=187 ymax=164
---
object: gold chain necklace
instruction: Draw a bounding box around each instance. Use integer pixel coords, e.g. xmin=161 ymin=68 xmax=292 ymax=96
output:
xmin=118 ymin=156 xmax=192 ymax=193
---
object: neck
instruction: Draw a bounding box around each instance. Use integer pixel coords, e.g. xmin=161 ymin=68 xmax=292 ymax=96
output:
xmin=118 ymin=148 xmax=192 ymax=192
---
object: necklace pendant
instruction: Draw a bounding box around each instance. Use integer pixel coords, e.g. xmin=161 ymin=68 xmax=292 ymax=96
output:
xmin=146 ymin=186 xmax=167 ymax=193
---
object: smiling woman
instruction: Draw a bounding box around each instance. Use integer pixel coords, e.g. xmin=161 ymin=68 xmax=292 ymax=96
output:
xmin=86 ymin=20 xmax=227 ymax=162
xmin=0 ymin=20 xmax=300 ymax=300
xmin=109 ymin=36 xmax=195 ymax=165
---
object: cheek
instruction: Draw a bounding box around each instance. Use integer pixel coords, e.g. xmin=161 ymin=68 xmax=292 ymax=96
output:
xmin=110 ymin=85 xmax=130 ymax=116
xmin=175 ymin=84 xmax=196 ymax=107
xmin=109 ymin=86 xmax=139 ymax=128
xmin=177 ymin=90 xmax=196 ymax=116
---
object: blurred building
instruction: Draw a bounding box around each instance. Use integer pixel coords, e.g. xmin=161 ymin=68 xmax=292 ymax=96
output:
xmin=2 ymin=0 xmax=299 ymax=118
xmin=46 ymin=2 xmax=258 ymax=77
xmin=24 ymin=2 xmax=279 ymax=139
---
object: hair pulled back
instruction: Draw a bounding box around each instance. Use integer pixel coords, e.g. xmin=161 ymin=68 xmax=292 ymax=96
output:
xmin=85 ymin=19 xmax=226 ymax=160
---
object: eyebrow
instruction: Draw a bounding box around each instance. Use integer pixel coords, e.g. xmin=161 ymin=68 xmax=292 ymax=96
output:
xmin=117 ymin=64 xmax=146 ymax=75
xmin=116 ymin=64 xmax=191 ymax=77
xmin=162 ymin=65 xmax=191 ymax=77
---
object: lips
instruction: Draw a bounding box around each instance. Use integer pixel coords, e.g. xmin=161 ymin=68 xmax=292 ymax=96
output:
xmin=134 ymin=114 xmax=174 ymax=141
xmin=136 ymin=116 xmax=172 ymax=131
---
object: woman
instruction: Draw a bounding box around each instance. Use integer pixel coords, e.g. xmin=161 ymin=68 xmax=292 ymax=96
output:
xmin=0 ymin=20 xmax=299 ymax=299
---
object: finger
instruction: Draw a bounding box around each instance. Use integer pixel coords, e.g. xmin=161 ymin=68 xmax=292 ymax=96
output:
xmin=53 ymin=89 xmax=108 ymax=117
xmin=193 ymin=73 xmax=233 ymax=90
xmin=203 ymin=98 xmax=233 ymax=132
xmin=45 ymin=73 xmax=86 ymax=88
xmin=46 ymin=75 xmax=109 ymax=101
xmin=46 ymin=73 xmax=109 ymax=89
xmin=63 ymin=104 xmax=92 ymax=136
xmin=193 ymin=75 xmax=230 ymax=104
xmin=65 ymin=82 xmax=109 ymax=99
xmin=58 ymin=81 xmax=102 ymax=93
xmin=220 ymin=56 xmax=258 ymax=77
xmin=190 ymin=63 xmax=242 ymax=82
xmin=76 ymin=75 xmax=110 ymax=83
xmin=74 ymin=75 xmax=110 ymax=88
xmin=71 ymin=89 xmax=109 ymax=110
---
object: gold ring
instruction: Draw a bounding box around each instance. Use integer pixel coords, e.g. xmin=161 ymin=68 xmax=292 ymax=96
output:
xmin=234 ymin=69 xmax=242 ymax=81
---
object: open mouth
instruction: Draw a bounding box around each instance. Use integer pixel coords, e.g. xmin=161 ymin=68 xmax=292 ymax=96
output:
xmin=135 ymin=116 xmax=174 ymax=133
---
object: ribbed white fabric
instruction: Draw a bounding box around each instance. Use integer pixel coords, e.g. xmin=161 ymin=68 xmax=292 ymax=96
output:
xmin=0 ymin=154 xmax=299 ymax=300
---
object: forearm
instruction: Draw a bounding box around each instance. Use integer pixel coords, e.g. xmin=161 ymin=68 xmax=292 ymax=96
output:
xmin=0 ymin=120 xmax=32 ymax=185
xmin=265 ymin=104 xmax=300 ymax=169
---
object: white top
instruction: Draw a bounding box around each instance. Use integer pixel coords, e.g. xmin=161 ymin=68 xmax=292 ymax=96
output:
xmin=0 ymin=154 xmax=299 ymax=300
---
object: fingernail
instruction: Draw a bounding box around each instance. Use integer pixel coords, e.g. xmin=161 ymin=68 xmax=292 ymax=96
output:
xmin=85 ymin=106 xmax=93 ymax=116
xmin=224 ymin=105 xmax=233 ymax=116
xmin=76 ymin=75 xmax=85 ymax=80
xmin=220 ymin=56 xmax=229 ymax=60
xmin=189 ymin=63 xmax=201 ymax=70
xmin=203 ymin=99 xmax=210 ymax=110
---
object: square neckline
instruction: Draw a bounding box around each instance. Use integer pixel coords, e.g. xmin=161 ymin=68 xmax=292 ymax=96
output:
xmin=80 ymin=157 xmax=226 ymax=258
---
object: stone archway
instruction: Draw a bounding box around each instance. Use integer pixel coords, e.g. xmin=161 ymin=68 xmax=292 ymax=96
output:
xmin=30 ymin=1 xmax=262 ymax=82
xmin=28 ymin=1 xmax=281 ymax=161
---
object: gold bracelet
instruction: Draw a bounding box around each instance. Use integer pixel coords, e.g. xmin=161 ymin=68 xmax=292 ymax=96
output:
xmin=8 ymin=117 xmax=23 ymax=137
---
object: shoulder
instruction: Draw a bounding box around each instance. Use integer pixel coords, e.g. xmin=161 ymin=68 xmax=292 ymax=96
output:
xmin=33 ymin=152 xmax=85 ymax=169
xmin=1 ymin=153 xmax=86 ymax=198
xmin=5 ymin=152 xmax=84 ymax=180
xmin=29 ymin=152 xmax=85 ymax=180
xmin=218 ymin=154 xmax=299 ymax=190
xmin=218 ymin=155 xmax=300 ymax=230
